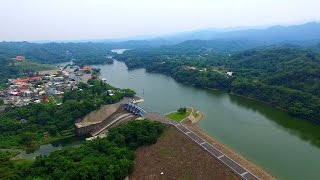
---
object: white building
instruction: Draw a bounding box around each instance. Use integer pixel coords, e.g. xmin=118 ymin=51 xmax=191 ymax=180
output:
xmin=226 ymin=71 xmax=233 ymax=77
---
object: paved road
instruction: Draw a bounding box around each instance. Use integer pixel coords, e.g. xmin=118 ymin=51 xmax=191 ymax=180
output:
xmin=144 ymin=112 xmax=260 ymax=180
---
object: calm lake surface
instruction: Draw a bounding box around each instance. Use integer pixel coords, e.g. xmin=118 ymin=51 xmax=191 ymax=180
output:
xmin=93 ymin=60 xmax=320 ymax=180
xmin=110 ymin=49 xmax=129 ymax=54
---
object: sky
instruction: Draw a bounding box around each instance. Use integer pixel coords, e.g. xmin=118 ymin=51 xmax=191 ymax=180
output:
xmin=0 ymin=0 xmax=319 ymax=41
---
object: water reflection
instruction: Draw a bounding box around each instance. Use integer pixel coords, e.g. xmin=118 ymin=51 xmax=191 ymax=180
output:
xmin=229 ymin=94 xmax=320 ymax=148
xmin=13 ymin=136 xmax=84 ymax=160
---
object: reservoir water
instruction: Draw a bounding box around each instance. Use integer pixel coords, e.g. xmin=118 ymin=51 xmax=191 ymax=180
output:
xmin=93 ymin=60 xmax=320 ymax=180
xmin=12 ymin=136 xmax=84 ymax=160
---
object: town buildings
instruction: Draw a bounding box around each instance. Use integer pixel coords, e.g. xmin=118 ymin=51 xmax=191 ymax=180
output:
xmin=1 ymin=65 xmax=94 ymax=107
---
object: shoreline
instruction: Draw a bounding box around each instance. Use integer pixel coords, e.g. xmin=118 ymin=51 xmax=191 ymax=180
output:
xmin=181 ymin=113 xmax=275 ymax=180
xmin=147 ymin=66 xmax=314 ymax=123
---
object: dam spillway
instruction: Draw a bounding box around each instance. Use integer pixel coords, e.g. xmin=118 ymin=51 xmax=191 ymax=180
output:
xmin=75 ymin=102 xmax=146 ymax=137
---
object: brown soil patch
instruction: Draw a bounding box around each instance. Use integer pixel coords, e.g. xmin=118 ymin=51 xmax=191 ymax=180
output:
xmin=81 ymin=104 xmax=120 ymax=123
xmin=129 ymin=125 xmax=241 ymax=180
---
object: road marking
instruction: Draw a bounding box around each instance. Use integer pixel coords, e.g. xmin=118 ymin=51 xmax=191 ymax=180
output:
xmin=241 ymin=172 xmax=248 ymax=176
xmin=218 ymin=155 xmax=224 ymax=159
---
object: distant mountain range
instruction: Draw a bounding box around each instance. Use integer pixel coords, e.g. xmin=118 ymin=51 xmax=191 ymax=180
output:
xmin=30 ymin=21 xmax=320 ymax=48
xmin=118 ymin=22 xmax=320 ymax=52
xmin=104 ymin=22 xmax=320 ymax=50
xmin=4 ymin=22 xmax=320 ymax=55
xmin=155 ymin=22 xmax=320 ymax=43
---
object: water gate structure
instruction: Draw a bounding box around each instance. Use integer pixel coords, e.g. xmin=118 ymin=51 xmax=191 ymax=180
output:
xmin=123 ymin=102 xmax=146 ymax=116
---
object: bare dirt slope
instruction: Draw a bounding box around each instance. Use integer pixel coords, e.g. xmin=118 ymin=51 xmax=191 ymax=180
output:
xmin=81 ymin=104 xmax=120 ymax=123
xmin=129 ymin=125 xmax=241 ymax=180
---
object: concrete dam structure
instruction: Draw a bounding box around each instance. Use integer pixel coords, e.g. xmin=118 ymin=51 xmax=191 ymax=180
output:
xmin=75 ymin=103 xmax=145 ymax=137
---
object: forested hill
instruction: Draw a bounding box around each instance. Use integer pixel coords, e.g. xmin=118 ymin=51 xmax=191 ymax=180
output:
xmin=230 ymin=48 xmax=320 ymax=121
xmin=116 ymin=47 xmax=320 ymax=122
xmin=0 ymin=41 xmax=177 ymax=66
xmin=0 ymin=42 xmax=115 ymax=65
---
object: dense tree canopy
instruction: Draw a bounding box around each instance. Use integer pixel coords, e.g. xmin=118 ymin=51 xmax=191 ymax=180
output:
xmin=0 ymin=120 xmax=165 ymax=180
xmin=0 ymin=42 xmax=115 ymax=65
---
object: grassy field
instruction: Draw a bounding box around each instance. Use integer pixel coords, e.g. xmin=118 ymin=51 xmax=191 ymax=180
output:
xmin=165 ymin=108 xmax=191 ymax=122
xmin=130 ymin=125 xmax=240 ymax=180
xmin=15 ymin=60 xmax=54 ymax=72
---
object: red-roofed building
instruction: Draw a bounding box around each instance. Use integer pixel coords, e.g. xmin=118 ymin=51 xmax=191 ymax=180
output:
xmin=15 ymin=76 xmax=43 ymax=84
xmin=81 ymin=66 xmax=92 ymax=71
xmin=42 ymin=95 xmax=49 ymax=102
xmin=16 ymin=56 xmax=26 ymax=61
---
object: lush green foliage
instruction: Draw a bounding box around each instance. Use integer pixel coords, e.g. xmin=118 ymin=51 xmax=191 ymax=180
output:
xmin=0 ymin=56 xmax=20 ymax=87
xmin=117 ymin=47 xmax=320 ymax=122
xmin=165 ymin=108 xmax=191 ymax=122
xmin=74 ymin=56 xmax=114 ymax=66
xmin=0 ymin=120 xmax=165 ymax=180
xmin=229 ymin=48 xmax=320 ymax=121
xmin=63 ymin=79 xmax=135 ymax=104
xmin=0 ymin=80 xmax=135 ymax=149
xmin=0 ymin=42 xmax=115 ymax=65
xmin=0 ymin=150 xmax=17 ymax=179
xmin=107 ymin=120 xmax=165 ymax=149
xmin=14 ymin=60 xmax=54 ymax=72
xmin=177 ymin=107 xmax=187 ymax=114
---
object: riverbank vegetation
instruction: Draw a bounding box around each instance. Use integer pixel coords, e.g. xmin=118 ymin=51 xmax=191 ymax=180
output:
xmin=165 ymin=107 xmax=191 ymax=122
xmin=0 ymin=79 xmax=135 ymax=149
xmin=0 ymin=120 xmax=165 ymax=179
xmin=116 ymin=46 xmax=320 ymax=123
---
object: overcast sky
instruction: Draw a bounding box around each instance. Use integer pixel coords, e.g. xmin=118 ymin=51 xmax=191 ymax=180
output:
xmin=0 ymin=0 xmax=319 ymax=41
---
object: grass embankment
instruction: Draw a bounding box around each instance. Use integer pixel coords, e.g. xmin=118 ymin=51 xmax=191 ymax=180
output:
xmin=15 ymin=60 xmax=54 ymax=72
xmin=165 ymin=108 xmax=192 ymax=122
xmin=130 ymin=125 xmax=240 ymax=180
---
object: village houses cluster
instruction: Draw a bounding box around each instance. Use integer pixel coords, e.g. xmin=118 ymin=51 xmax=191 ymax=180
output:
xmin=0 ymin=64 xmax=96 ymax=107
